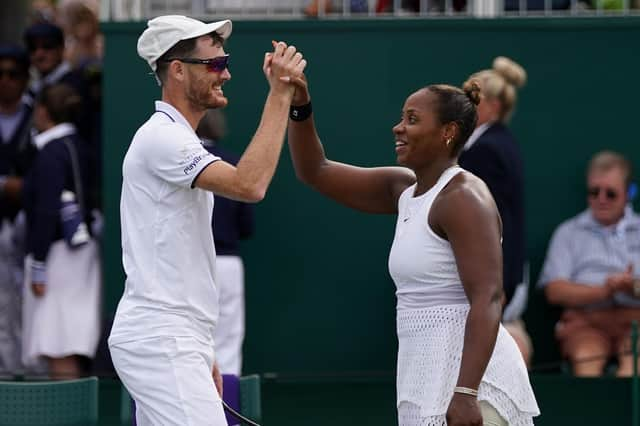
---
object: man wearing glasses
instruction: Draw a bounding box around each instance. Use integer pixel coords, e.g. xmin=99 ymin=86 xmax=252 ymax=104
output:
xmin=23 ymin=22 xmax=98 ymax=159
xmin=23 ymin=22 xmax=84 ymax=99
xmin=539 ymin=150 xmax=640 ymax=377
xmin=108 ymin=15 xmax=306 ymax=425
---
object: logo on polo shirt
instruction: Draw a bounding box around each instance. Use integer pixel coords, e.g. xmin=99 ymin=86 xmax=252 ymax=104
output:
xmin=183 ymin=152 xmax=211 ymax=175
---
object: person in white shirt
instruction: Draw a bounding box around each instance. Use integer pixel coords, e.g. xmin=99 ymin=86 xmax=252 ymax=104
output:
xmin=285 ymin=70 xmax=539 ymax=424
xmin=108 ymin=15 xmax=306 ymax=426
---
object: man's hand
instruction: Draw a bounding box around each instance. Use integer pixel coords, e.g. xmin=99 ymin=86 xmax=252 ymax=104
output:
xmin=263 ymin=41 xmax=307 ymax=96
xmin=31 ymin=282 xmax=46 ymax=297
xmin=606 ymin=264 xmax=634 ymax=293
xmin=212 ymin=362 xmax=223 ymax=399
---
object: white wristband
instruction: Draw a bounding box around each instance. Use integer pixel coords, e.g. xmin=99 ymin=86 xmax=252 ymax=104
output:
xmin=31 ymin=260 xmax=47 ymax=284
xmin=453 ymin=386 xmax=478 ymax=397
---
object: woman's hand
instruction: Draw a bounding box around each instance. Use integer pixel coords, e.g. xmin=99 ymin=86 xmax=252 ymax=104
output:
xmin=445 ymin=393 xmax=483 ymax=426
xmin=284 ymin=73 xmax=310 ymax=106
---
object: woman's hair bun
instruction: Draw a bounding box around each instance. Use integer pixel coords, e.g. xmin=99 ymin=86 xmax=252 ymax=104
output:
xmin=462 ymin=79 xmax=481 ymax=106
xmin=492 ymin=56 xmax=527 ymax=88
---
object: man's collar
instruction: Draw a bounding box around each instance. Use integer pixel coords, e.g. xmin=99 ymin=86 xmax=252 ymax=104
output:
xmin=154 ymin=101 xmax=194 ymax=132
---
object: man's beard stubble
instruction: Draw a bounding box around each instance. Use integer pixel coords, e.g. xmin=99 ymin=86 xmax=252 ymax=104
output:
xmin=186 ymin=77 xmax=226 ymax=110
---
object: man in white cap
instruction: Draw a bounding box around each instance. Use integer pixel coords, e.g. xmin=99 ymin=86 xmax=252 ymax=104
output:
xmin=108 ymin=15 xmax=306 ymax=425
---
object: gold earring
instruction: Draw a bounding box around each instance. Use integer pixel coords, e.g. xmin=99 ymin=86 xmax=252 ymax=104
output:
xmin=446 ymin=138 xmax=453 ymax=147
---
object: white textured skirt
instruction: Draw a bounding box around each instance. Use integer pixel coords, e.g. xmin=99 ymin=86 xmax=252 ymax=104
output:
xmin=396 ymin=304 xmax=539 ymax=426
xmin=22 ymin=240 xmax=101 ymax=367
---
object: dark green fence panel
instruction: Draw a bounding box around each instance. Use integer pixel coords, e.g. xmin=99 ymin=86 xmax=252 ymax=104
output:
xmin=259 ymin=374 xmax=633 ymax=426
xmin=98 ymin=375 xmax=633 ymax=425
xmin=103 ymin=18 xmax=640 ymax=374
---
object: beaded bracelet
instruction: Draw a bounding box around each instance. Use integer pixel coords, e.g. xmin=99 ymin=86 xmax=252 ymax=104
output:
xmin=453 ymin=386 xmax=479 ymax=397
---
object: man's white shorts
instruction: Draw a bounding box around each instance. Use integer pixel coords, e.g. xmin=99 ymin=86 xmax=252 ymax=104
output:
xmin=110 ymin=335 xmax=227 ymax=426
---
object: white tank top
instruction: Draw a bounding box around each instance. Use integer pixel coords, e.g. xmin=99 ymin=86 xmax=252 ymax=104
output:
xmin=388 ymin=166 xmax=468 ymax=310
xmin=388 ymin=166 xmax=540 ymax=422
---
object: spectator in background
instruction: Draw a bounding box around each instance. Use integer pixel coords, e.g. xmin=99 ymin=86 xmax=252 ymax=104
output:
xmin=24 ymin=22 xmax=67 ymax=97
xmin=24 ymin=20 xmax=101 ymax=213
xmin=0 ymin=44 xmax=36 ymax=376
xmin=304 ymin=0 xmax=369 ymax=15
xmin=539 ymin=151 xmax=640 ymax=377
xmin=29 ymin=0 xmax=58 ymax=24
xmin=458 ymin=56 xmax=532 ymax=367
xmin=58 ymin=0 xmax=103 ymax=69
xmin=376 ymin=0 xmax=467 ymax=13
xmin=503 ymin=0 xmax=570 ymax=11
xmin=21 ymin=83 xmax=100 ymax=379
xmin=23 ymin=22 xmax=88 ymax=102
xmin=58 ymin=0 xmax=103 ymax=214
xmin=0 ymin=45 xmax=35 ymax=211
xmin=197 ymin=110 xmax=255 ymax=376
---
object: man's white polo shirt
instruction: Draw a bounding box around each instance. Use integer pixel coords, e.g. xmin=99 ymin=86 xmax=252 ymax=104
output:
xmin=109 ymin=101 xmax=221 ymax=347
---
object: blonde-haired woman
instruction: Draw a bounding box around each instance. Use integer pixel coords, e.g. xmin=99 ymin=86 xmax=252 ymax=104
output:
xmin=458 ymin=57 xmax=532 ymax=367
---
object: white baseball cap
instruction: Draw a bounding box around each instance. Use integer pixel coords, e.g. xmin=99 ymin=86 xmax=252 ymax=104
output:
xmin=137 ymin=15 xmax=232 ymax=72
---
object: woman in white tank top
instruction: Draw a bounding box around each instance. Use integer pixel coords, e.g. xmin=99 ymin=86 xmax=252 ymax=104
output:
xmin=285 ymin=75 xmax=539 ymax=425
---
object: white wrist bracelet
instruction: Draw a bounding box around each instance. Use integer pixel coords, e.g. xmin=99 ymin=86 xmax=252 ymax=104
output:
xmin=453 ymin=386 xmax=478 ymax=397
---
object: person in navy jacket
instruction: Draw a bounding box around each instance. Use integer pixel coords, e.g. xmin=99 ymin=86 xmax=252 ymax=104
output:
xmin=23 ymin=22 xmax=100 ymax=207
xmin=458 ymin=57 xmax=531 ymax=366
xmin=21 ymin=83 xmax=100 ymax=379
xmin=0 ymin=44 xmax=36 ymax=219
xmin=0 ymin=44 xmax=36 ymax=375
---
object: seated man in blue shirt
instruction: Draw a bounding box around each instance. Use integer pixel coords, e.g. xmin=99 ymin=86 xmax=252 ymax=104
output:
xmin=539 ymin=151 xmax=640 ymax=377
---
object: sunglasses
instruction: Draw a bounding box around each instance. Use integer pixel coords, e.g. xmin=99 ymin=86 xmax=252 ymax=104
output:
xmin=161 ymin=54 xmax=230 ymax=73
xmin=0 ymin=68 xmax=21 ymax=80
xmin=588 ymin=186 xmax=619 ymax=200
